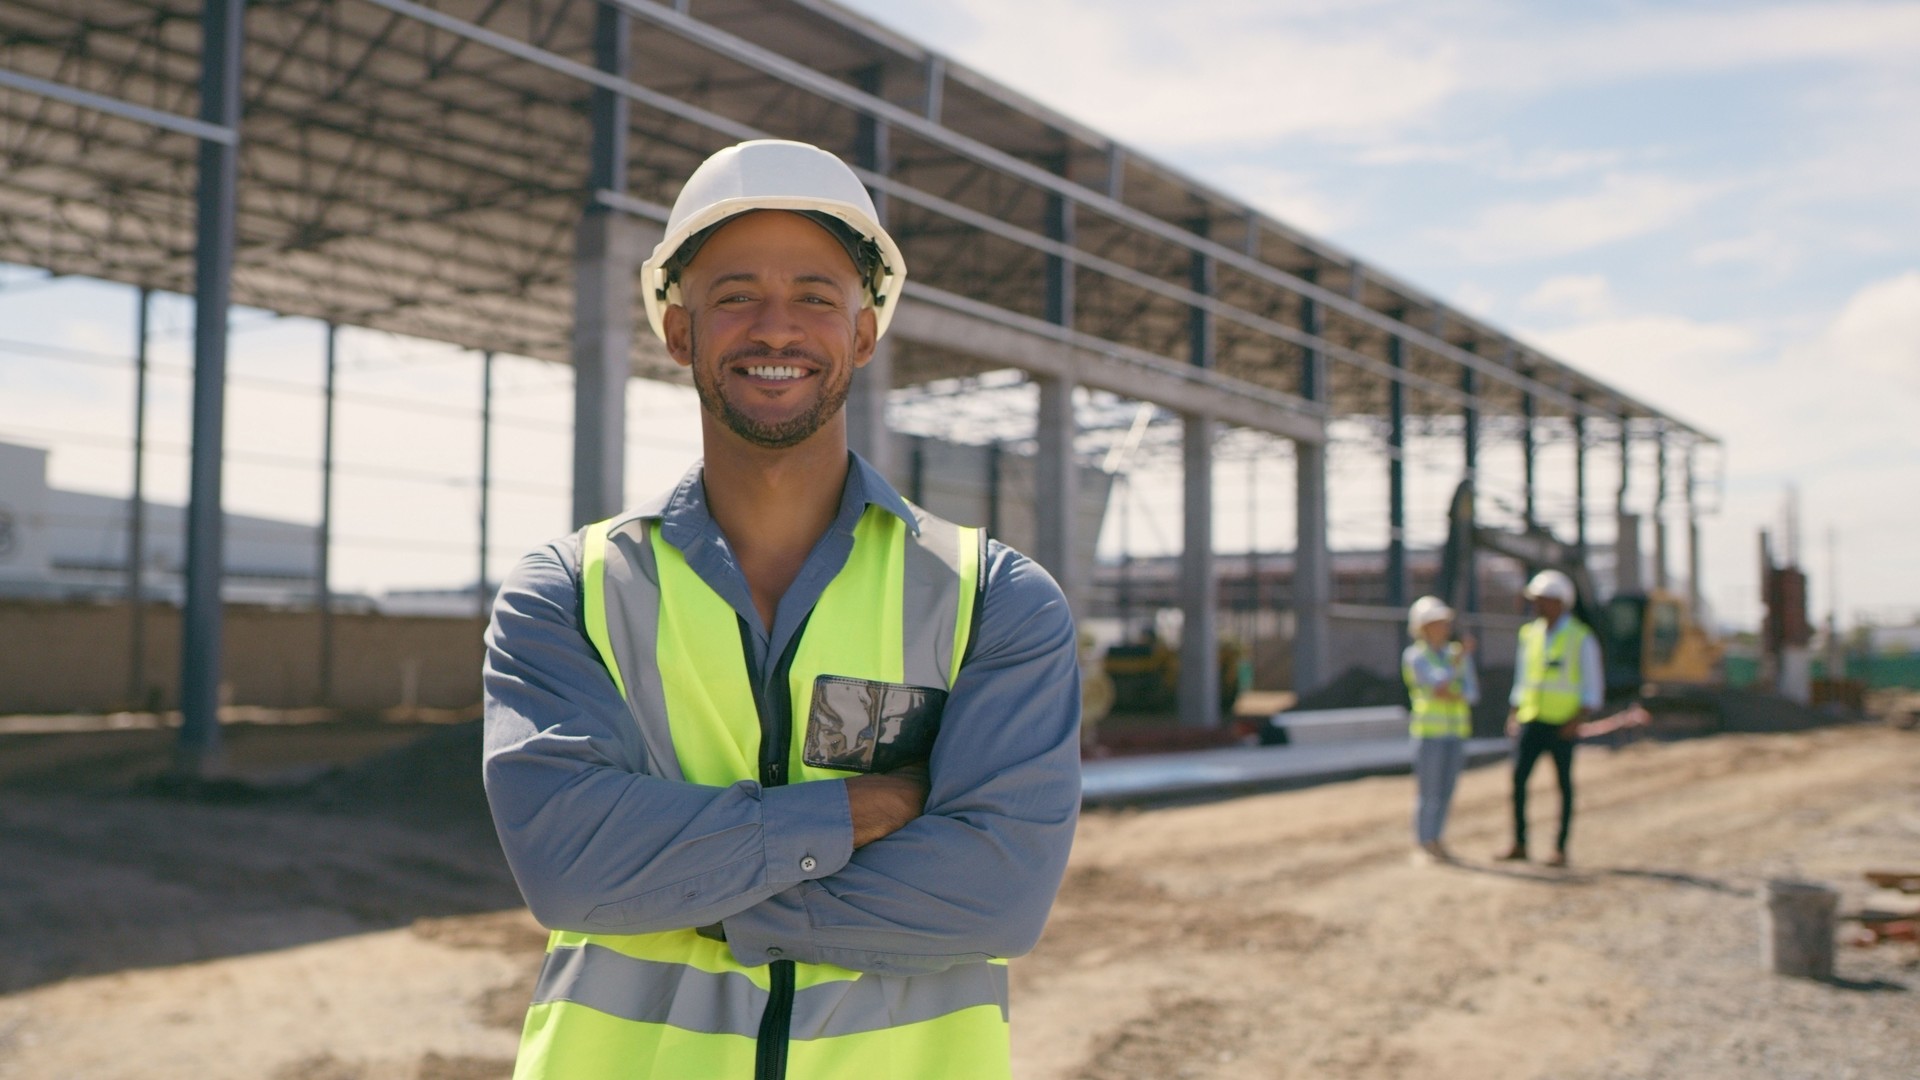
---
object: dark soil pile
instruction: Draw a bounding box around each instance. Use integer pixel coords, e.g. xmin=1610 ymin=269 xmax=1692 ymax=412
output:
xmin=302 ymin=719 xmax=493 ymax=832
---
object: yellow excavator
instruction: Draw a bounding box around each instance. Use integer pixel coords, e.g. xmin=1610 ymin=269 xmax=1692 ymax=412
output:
xmin=1434 ymin=480 xmax=1722 ymax=706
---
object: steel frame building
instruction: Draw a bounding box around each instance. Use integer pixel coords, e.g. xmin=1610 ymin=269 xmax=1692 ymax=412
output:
xmin=1 ymin=0 xmax=1717 ymax=769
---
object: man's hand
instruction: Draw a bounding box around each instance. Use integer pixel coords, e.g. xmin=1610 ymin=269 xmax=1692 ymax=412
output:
xmin=1563 ymin=708 xmax=1591 ymax=741
xmin=846 ymin=763 xmax=930 ymax=848
xmin=1505 ymin=709 xmax=1519 ymax=738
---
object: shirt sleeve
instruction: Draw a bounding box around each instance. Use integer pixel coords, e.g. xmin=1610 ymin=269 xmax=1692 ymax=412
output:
xmin=1462 ymin=654 xmax=1481 ymax=706
xmin=482 ymin=538 xmax=856 ymax=935
xmin=1580 ymin=631 xmax=1605 ymax=710
xmin=720 ymin=542 xmax=1083 ymax=976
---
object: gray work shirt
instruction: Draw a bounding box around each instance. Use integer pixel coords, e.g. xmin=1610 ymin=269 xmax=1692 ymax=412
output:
xmin=482 ymin=453 xmax=1081 ymax=976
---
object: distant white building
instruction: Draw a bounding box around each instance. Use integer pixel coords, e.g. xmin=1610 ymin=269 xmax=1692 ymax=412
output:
xmin=0 ymin=439 xmax=321 ymax=605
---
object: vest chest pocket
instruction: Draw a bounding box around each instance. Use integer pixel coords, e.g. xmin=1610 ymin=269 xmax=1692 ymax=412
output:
xmin=803 ymin=675 xmax=947 ymax=774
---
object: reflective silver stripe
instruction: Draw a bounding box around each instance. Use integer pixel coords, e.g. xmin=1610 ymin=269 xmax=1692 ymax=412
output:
xmin=790 ymin=959 xmax=1008 ymax=1038
xmin=533 ymin=944 xmax=1008 ymax=1037
xmin=599 ymin=518 xmax=684 ymax=782
xmin=902 ymin=509 xmax=965 ymax=690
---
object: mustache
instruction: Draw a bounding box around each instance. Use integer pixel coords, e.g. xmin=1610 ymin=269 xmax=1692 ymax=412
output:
xmin=721 ymin=345 xmax=827 ymax=367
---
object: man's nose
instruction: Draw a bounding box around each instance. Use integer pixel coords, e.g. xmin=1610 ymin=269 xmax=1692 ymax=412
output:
xmin=747 ymin=301 xmax=806 ymax=350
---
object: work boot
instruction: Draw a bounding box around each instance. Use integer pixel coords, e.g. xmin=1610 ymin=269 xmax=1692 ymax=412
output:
xmin=1497 ymin=844 xmax=1528 ymax=862
xmin=1546 ymin=849 xmax=1568 ymax=868
xmin=1424 ymin=840 xmax=1454 ymax=863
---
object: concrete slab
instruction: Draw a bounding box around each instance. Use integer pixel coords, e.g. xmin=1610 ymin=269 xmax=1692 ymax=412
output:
xmin=1081 ymin=736 xmax=1510 ymax=807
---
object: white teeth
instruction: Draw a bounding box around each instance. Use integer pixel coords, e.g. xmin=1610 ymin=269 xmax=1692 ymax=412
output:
xmin=744 ymin=364 xmax=806 ymax=380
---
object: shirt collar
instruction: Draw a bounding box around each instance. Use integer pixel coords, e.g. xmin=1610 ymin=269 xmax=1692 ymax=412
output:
xmin=641 ymin=450 xmax=920 ymax=546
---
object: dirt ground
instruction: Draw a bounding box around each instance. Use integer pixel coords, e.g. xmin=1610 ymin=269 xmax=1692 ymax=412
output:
xmin=1 ymin=706 xmax=1915 ymax=1079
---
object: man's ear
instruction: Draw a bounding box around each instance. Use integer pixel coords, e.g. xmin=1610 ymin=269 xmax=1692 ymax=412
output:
xmin=663 ymin=303 xmax=693 ymax=369
xmin=850 ymin=306 xmax=879 ymax=370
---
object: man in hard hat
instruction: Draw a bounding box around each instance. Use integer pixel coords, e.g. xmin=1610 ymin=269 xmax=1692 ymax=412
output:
xmin=1402 ymin=595 xmax=1479 ymax=863
xmin=482 ymin=140 xmax=1081 ymax=1079
xmin=1500 ymin=569 xmax=1602 ymax=867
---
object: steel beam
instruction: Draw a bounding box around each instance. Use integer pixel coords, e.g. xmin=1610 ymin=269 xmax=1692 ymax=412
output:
xmin=891 ymin=287 xmax=1322 ymax=443
xmin=369 ymin=0 xmax=1659 ymax=430
xmin=176 ymin=0 xmax=244 ymax=775
xmin=0 ymin=66 xmax=236 ymax=145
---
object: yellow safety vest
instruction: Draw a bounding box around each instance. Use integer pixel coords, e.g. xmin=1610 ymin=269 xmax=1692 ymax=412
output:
xmin=515 ymin=504 xmax=1007 ymax=1079
xmin=1515 ymin=618 xmax=1591 ymax=725
xmin=1404 ymin=645 xmax=1471 ymax=739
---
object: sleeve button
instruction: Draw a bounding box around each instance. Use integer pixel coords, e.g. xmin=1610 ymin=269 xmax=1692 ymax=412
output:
xmin=799 ymin=855 xmax=818 ymax=873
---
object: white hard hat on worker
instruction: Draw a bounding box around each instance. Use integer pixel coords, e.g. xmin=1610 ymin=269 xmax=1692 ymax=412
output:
xmin=1407 ymin=595 xmax=1455 ymax=635
xmin=640 ymin=139 xmax=907 ymax=343
xmin=1523 ymin=569 xmax=1576 ymax=604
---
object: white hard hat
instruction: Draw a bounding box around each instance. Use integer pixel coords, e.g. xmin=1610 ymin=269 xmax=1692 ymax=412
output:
xmin=1407 ymin=595 xmax=1455 ymax=634
xmin=1523 ymin=569 xmax=1576 ymax=603
xmin=640 ymin=139 xmax=907 ymax=343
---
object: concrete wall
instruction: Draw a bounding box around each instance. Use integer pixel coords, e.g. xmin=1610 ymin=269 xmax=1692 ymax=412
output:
xmin=0 ymin=600 xmax=484 ymax=714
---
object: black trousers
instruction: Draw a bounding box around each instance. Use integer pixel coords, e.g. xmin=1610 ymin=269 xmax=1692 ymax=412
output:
xmin=1512 ymin=720 xmax=1576 ymax=853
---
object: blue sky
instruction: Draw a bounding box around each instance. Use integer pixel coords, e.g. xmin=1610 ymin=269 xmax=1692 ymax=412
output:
xmin=2 ymin=1 xmax=1915 ymax=633
xmin=834 ymin=0 xmax=1920 ymax=630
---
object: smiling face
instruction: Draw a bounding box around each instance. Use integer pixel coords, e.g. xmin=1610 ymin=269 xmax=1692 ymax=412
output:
xmin=662 ymin=210 xmax=877 ymax=451
xmin=1418 ymin=618 xmax=1452 ymax=649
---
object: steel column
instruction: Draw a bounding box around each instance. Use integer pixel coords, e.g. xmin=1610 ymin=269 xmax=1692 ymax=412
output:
xmin=1460 ymin=352 xmax=1480 ymax=613
xmin=479 ymin=350 xmax=494 ymax=619
xmin=1036 ymin=378 xmax=1077 ymax=609
xmin=1292 ymin=284 xmax=1332 ymax=695
xmin=985 ymin=441 xmax=1002 ymax=538
xmin=319 ymin=323 xmax=337 ymax=707
xmin=571 ymin=2 xmax=635 ymax=527
xmin=177 ymin=0 xmax=244 ymax=774
xmin=1574 ymin=405 xmax=1588 ymax=553
xmin=1685 ymin=446 xmax=1701 ymax=612
xmin=1180 ymin=236 xmax=1219 ymax=727
xmin=1521 ymin=388 xmax=1537 ymax=529
xmin=1034 ymin=153 xmax=1079 ymax=613
xmin=127 ymin=287 xmax=150 ymax=709
xmin=1386 ymin=333 xmax=1408 ymax=612
xmin=846 ymin=63 xmax=894 ymax=478
xmin=1654 ymin=426 xmax=1669 ymax=591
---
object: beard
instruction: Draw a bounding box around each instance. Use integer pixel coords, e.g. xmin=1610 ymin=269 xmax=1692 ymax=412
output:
xmin=688 ymin=329 xmax=854 ymax=450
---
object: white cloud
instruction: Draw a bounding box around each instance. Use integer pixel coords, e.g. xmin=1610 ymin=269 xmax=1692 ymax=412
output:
xmin=1474 ymin=3 xmax=1920 ymax=92
xmin=1430 ymin=174 xmax=1722 ymax=263
xmin=1799 ymin=270 xmax=1920 ymax=397
xmin=1447 ymin=281 xmax=1498 ymax=319
xmin=882 ymin=0 xmax=1463 ymax=149
xmin=1520 ymin=275 xmax=1616 ymax=320
xmin=1690 ymin=232 xmax=1798 ymax=274
xmin=1205 ymin=163 xmax=1351 ymax=235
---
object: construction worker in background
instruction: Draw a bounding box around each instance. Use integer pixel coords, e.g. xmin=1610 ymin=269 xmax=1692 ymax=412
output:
xmin=1402 ymin=596 xmax=1479 ymax=863
xmin=1501 ymin=569 xmax=1603 ymax=867
xmin=481 ymin=139 xmax=1081 ymax=1079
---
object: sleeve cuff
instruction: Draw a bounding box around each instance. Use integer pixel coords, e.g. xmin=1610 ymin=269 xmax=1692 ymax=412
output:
xmin=757 ymin=778 xmax=854 ymax=887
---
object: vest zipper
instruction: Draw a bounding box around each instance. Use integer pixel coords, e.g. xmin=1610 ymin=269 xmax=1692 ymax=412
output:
xmin=739 ymin=614 xmax=810 ymax=1080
